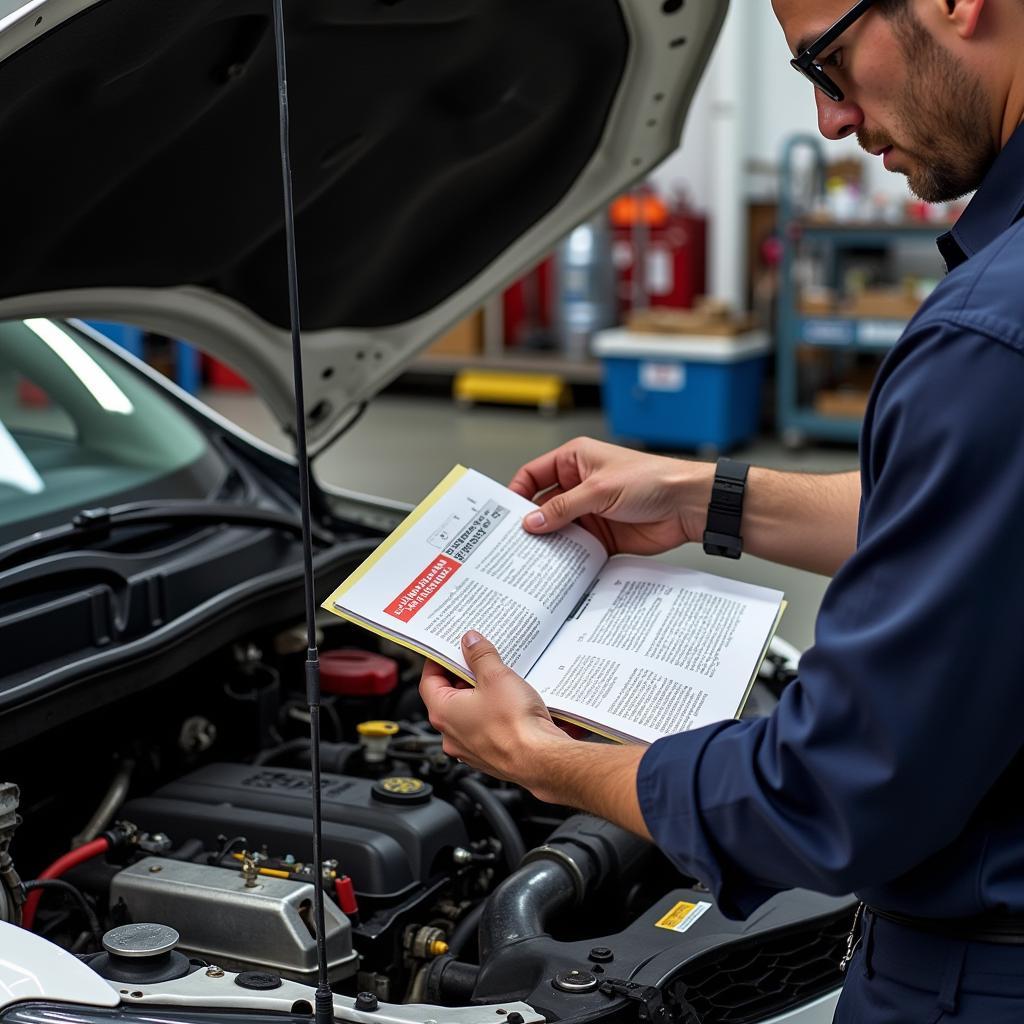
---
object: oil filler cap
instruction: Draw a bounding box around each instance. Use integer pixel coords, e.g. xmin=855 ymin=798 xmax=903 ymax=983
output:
xmin=102 ymin=923 xmax=179 ymax=958
xmin=235 ymin=971 xmax=282 ymax=990
xmin=372 ymin=777 xmax=432 ymax=805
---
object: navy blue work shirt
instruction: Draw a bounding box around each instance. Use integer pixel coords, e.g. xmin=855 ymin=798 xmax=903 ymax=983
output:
xmin=638 ymin=122 xmax=1024 ymax=922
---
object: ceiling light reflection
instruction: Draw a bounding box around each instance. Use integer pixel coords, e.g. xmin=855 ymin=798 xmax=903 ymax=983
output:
xmin=24 ymin=318 xmax=134 ymax=415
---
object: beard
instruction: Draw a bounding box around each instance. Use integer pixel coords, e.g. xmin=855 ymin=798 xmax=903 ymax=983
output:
xmin=859 ymin=13 xmax=997 ymax=202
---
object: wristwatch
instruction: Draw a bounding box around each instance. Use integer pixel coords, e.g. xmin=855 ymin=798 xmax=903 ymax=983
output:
xmin=702 ymin=458 xmax=749 ymax=559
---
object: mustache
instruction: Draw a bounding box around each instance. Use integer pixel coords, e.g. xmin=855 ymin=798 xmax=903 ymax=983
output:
xmin=858 ymin=129 xmax=894 ymax=154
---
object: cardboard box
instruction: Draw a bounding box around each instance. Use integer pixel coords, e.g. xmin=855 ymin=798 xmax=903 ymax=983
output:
xmin=842 ymin=288 xmax=920 ymax=319
xmin=425 ymin=311 xmax=483 ymax=357
xmin=799 ymin=287 xmax=838 ymax=316
xmin=625 ymin=300 xmax=758 ymax=338
xmin=815 ymin=389 xmax=871 ymax=419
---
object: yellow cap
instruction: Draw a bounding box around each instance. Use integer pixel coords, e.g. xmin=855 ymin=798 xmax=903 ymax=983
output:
xmin=357 ymin=720 xmax=400 ymax=738
xmin=428 ymin=940 xmax=449 ymax=957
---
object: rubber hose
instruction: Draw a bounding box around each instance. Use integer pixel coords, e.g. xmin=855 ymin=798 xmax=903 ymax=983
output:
xmin=478 ymin=815 xmax=652 ymax=963
xmin=72 ymin=759 xmax=135 ymax=848
xmin=23 ymin=879 xmax=102 ymax=944
xmin=426 ymin=955 xmax=481 ymax=1005
xmin=478 ymin=860 xmax=577 ymax=962
xmin=167 ymin=838 xmax=206 ymax=862
xmin=447 ymin=901 xmax=486 ymax=960
xmin=21 ymin=836 xmax=109 ymax=930
xmin=455 ymin=776 xmax=526 ymax=874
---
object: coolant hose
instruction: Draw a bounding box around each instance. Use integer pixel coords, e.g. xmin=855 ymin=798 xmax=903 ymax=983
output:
xmin=21 ymin=836 xmax=110 ymax=930
xmin=455 ymin=776 xmax=526 ymax=874
xmin=478 ymin=814 xmax=651 ymax=962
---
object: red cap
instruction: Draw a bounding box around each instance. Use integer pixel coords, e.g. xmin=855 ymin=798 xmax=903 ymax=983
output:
xmin=320 ymin=649 xmax=399 ymax=697
xmin=334 ymin=875 xmax=359 ymax=916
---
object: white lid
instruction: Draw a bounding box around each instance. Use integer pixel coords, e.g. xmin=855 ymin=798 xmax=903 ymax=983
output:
xmin=593 ymin=328 xmax=771 ymax=362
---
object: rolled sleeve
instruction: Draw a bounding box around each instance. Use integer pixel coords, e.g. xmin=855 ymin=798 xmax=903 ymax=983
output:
xmin=635 ymin=322 xmax=1024 ymax=920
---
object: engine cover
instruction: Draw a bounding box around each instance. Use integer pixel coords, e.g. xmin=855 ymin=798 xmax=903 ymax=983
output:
xmin=122 ymin=764 xmax=469 ymax=902
xmin=109 ymin=857 xmax=358 ymax=984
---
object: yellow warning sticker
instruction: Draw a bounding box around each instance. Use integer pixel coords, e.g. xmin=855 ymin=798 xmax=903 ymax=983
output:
xmin=655 ymin=900 xmax=712 ymax=933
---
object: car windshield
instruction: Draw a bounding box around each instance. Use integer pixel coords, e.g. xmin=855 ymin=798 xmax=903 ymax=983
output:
xmin=0 ymin=319 xmax=227 ymax=541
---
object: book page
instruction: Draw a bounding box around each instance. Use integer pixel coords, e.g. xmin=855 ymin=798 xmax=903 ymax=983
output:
xmin=528 ymin=556 xmax=784 ymax=744
xmin=323 ymin=467 xmax=607 ymax=679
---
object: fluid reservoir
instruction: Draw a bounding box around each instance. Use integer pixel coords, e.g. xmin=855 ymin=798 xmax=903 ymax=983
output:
xmin=320 ymin=649 xmax=398 ymax=697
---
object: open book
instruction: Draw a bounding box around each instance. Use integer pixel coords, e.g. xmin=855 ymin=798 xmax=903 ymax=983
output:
xmin=322 ymin=467 xmax=785 ymax=745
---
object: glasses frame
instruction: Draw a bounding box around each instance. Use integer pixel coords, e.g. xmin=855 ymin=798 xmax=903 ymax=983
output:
xmin=790 ymin=0 xmax=878 ymax=103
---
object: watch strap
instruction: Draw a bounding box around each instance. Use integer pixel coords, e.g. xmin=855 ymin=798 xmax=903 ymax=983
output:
xmin=703 ymin=458 xmax=749 ymax=559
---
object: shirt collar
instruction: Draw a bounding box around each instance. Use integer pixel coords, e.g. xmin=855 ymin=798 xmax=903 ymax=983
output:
xmin=937 ymin=120 xmax=1024 ymax=272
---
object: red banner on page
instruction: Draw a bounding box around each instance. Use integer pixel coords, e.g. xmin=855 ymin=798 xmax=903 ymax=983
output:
xmin=385 ymin=555 xmax=461 ymax=622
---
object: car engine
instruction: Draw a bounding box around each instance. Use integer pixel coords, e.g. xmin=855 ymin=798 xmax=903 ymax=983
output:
xmin=0 ymin=626 xmax=856 ymax=1024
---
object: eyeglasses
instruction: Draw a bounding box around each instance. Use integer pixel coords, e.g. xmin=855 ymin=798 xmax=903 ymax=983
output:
xmin=790 ymin=0 xmax=878 ymax=103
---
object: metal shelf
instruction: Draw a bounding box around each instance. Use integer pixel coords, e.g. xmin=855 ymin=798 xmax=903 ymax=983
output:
xmin=796 ymin=316 xmax=907 ymax=350
xmin=775 ymin=135 xmax=944 ymax=444
xmin=795 ymin=220 xmax=952 ymax=245
xmin=783 ymin=409 xmax=863 ymax=446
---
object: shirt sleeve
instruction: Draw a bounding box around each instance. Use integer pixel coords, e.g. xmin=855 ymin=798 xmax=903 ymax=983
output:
xmin=637 ymin=321 xmax=1024 ymax=919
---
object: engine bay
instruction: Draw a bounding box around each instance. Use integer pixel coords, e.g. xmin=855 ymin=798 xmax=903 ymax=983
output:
xmin=0 ymin=618 xmax=854 ymax=1024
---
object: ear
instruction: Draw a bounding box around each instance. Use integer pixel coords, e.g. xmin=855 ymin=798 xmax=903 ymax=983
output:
xmin=943 ymin=0 xmax=986 ymax=39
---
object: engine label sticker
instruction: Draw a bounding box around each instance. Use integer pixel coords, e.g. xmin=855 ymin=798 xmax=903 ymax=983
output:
xmin=655 ymin=900 xmax=712 ymax=933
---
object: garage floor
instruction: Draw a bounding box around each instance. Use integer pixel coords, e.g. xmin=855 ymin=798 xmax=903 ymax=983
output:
xmin=201 ymin=387 xmax=859 ymax=653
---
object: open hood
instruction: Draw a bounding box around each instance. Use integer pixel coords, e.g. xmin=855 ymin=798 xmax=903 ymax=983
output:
xmin=0 ymin=0 xmax=726 ymax=453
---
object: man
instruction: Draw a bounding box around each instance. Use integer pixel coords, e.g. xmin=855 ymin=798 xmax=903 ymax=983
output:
xmin=421 ymin=0 xmax=1024 ymax=1019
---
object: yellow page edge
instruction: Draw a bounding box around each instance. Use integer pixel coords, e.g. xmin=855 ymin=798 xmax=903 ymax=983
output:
xmin=320 ymin=464 xmax=468 ymax=613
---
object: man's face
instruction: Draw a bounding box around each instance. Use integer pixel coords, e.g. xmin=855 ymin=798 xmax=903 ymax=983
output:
xmin=774 ymin=0 xmax=997 ymax=201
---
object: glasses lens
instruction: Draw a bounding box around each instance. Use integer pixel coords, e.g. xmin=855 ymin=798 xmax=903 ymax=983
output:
xmin=790 ymin=58 xmax=844 ymax=102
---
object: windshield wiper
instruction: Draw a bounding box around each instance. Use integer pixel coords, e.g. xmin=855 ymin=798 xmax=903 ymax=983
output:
xmin=0 ymin=500 xmax=335 ymax=573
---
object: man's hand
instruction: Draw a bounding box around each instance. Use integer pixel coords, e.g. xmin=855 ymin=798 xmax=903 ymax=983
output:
xmin=509 ymin=437 xmax=713 ymax=556
xmin=419 ymin=632 xmax=652 ymax=838
xmin=511 ymin=436 xmax=862 ymax=576
xmin=418 ymin=631 xmax=569 ymax=792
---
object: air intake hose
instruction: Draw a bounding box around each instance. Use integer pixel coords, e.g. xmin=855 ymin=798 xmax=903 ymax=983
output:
xmin=478 ymin=814 xmax=650 ymax=961
xmin=427 ymin=815 xmax=651 ymax=1003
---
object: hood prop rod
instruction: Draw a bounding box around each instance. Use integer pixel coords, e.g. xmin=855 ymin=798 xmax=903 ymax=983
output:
xmin=269 ymin=3 xmax=334 ymax=1022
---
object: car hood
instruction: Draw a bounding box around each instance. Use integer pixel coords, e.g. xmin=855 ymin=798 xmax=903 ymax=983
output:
xmin=0 ymin=0 xmax=725 ymax=454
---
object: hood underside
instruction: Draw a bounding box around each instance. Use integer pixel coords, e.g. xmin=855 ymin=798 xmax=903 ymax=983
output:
xmin=0 ymin=0 xmax=726 ymax=452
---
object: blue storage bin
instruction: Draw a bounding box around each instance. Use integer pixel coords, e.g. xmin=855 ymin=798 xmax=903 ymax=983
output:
xmin=593 ymin=329 xmax=770 ymax=452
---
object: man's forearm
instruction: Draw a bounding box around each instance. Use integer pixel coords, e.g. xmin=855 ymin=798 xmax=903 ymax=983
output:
xmin=525 ymin=737 xmax=652 ymax=840
xmin=683 ymin=466 xmax=861 ymax=576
